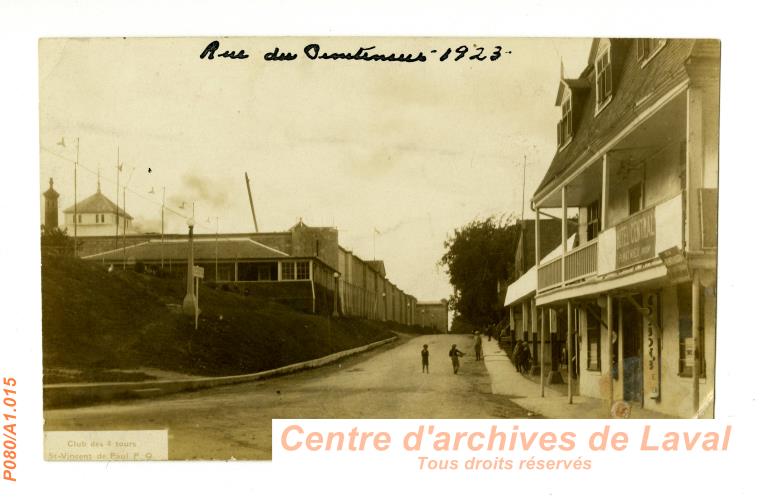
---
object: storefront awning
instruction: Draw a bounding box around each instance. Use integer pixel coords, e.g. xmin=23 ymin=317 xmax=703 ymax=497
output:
xmin=504 ymin=266 xmax=537 ymax=306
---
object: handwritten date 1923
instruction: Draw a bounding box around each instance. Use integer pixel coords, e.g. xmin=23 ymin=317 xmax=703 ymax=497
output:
xmin=199 ymin=40 xmax=249 ymax=60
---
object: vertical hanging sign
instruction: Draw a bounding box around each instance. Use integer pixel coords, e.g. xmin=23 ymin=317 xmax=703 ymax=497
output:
xmin=643 ymin=293 xmax=661 ymax=400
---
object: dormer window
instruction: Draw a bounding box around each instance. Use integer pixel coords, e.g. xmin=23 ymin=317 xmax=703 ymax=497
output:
xmin=557 ymin=94 xmax=573 ymax=148
xmin=637 ymin=39 xmax=666 ymax=66
xmin=595 ymin=48 xmax=612 ymax=111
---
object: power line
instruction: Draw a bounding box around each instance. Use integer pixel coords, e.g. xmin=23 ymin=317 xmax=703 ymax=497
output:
xmin=41 ymin=145 xmax=246 ymax=239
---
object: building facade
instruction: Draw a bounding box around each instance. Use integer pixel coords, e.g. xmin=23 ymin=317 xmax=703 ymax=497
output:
xmin=61 ymin=184 xmax=134 ymax=237
xmin=415 ymin=300 xmax=449 ymax=333
xmin=512 ymin=39 xmax=719 ymax=418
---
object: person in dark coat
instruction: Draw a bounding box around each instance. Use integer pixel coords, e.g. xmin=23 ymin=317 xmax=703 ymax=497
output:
xmin=421 ymin=344 xmax=430 ymax=374
xmin=520 ymin=341 xmax=532 ymax=374
xmin=449 ymin=344 xmax=465 ymax=374
xmin=512 ymin=342 xmax=522 ymax=371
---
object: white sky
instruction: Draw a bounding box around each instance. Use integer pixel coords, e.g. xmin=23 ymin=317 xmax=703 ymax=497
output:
xmin=39 ymin=37 xmax=590 ymax=300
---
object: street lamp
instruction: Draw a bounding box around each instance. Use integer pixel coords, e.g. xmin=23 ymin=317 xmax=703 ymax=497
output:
xmin=182 ymin=218 xmax=196 ymax=316
xmin=382 ymin=292 xmax=387 ymax=322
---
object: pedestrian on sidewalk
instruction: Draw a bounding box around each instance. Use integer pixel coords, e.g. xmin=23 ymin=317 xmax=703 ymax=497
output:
xmin=449 ymin=344 xmax=465 ymax=374
xmin=473 ymin=331 xmax=483 ymax=361
xmin=487 ymin=324 xmax=493 ymax=342
xmin=520 ymin=341 xmax=532 ymax=374
xmin=421 ymin=344 xmax=430 ymax=374
xmin=512 ymin=342 xmax=522 ymax=371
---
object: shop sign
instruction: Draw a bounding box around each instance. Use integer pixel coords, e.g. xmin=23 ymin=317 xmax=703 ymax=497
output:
xmin=643 ymin=293 xmax=661 ymax=400
xmin=616 ymin=207 xmax=655 ymax=269
xmin=659 ymin=246 xmax=691 ymax=283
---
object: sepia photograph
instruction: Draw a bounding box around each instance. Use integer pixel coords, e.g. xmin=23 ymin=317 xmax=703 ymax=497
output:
xmin=38 ymin=36 xmax=720 ymax=460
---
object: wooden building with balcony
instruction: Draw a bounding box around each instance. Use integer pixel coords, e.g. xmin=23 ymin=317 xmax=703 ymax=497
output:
xmin=518 ymin=38 xmax=719 ymax=417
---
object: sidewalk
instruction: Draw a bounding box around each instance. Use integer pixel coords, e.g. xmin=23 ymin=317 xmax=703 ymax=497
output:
xmin=481 ymin=340 xmax=669 ymax=419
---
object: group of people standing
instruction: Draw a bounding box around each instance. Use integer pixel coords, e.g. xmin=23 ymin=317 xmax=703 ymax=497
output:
xmin=420 ymin=329 xmax=494 ymax=375
xmin=512 ymin=340 xmax=532 ymax=374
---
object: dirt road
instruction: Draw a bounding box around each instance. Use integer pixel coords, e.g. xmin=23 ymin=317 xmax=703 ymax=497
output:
xmin=44 ymin=334 xmax=534 ymax=459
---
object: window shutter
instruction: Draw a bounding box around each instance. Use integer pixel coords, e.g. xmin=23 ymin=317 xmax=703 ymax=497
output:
xmin=557 ymin=121 xmax=562 ymax=147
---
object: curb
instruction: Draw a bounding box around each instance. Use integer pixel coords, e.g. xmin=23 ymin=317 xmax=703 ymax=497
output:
xmin=44 ymin=336 xmax=397 ymax=408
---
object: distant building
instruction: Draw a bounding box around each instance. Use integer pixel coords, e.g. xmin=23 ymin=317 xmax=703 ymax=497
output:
xmin=62 ymin=182 xmax=133 ymax=237
xmin=415 ymin=300 xmax=448 ymax=333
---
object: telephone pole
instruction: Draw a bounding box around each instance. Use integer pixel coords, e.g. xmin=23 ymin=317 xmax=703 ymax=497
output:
xmin=161 ymin=186 xmax=166 ymax=269
xmin=115 ymin=146 xmax=120 ymax=249
xmin=122 ymin=186 xmax=127 ymax=269
xmin=244 ymin=172 xmax=259 ymax=232
xmin=73 ymin=138 xmax=79 ymax=257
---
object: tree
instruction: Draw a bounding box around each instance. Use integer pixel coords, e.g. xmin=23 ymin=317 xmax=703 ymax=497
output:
xmin=440 ymin=216 xmax=521 ymax=326
xmin=40 ymin=226 xmax=79 ymax=256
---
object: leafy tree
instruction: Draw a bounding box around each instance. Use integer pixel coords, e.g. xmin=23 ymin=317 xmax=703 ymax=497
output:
xmin=41 ymin=226 xmax=79 ymax=256
xmin=440 ymin=216 xmax=521 ymax=326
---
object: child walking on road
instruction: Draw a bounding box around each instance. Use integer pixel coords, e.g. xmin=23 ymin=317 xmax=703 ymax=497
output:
xmin=421 ymin=344 xmax=430 ymax=374
xmin=449 ymin=344 xmax=465 ymax=374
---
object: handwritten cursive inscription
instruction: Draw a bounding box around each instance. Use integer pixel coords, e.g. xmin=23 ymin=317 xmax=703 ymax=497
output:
xmin=199 ymin=41 xmax=249 ymax=60
xmin=303 ymin=43 xmax=427 ymax=63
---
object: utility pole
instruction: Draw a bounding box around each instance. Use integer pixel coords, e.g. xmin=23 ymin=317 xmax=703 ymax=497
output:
xmin=115 ymin=146 xmax=120 ymax=249
xmin=161 ymin=186 xmax=165 ymax=269
xmin=73 ymin=138 xmax=79 ymax=257
xmin=215 ymin=216 xmax=219 ymax=282
xmin=122 ymin=186 xmax=127 ymax=269
xmin=244 ymin=172 xmax=259 ymax=232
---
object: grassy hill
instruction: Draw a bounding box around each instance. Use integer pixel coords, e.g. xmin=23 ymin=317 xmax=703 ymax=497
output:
xmin=41 ymin=255 xmax=395 ymax=383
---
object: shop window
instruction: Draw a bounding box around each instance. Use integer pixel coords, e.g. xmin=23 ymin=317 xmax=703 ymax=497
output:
xmin=238 ymin=262 xmax=277 ymax=281
xmin=281 ymin=261 xmax=295 ymax=280
xmin=296 ymin=261 xmax=310 ymax=280
xmin=595 ymin=48 xmax=613 ymax=110
xmin=257 ymin=265 xmax=272 ymax=281
xmin=586 ymin=200 xmax=600 ymax=240
xmin=586 ymin=307 xmax=601 ymax=372
xmin=677 ymin=283 xmax=706 ymax=378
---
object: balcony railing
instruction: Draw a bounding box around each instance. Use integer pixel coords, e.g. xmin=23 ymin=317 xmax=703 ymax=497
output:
xmin=538 ymin=256 xmax=562 ymax=291
xmin=537 ymin=240 xmax=599 ymax=291
xmin=535 ymin=192 xmax=683 ymax=293
xmin=565 ymin=240 xmax=598 ymax=281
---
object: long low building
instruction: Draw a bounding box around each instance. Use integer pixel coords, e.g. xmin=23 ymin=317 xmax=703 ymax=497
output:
xmin=80 ymin=220 xmax=425 ymax=324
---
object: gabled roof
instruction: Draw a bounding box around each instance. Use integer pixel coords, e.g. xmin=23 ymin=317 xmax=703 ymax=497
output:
xmin=82 ymin=237 xmax=289 ymax=262
xmin=555 ymin=78 xmax=590 ymax=106
xmin=535 ymin=39 xmax=718 ymax=202
xmin=63 ymin=190 xmax=132 ymax=219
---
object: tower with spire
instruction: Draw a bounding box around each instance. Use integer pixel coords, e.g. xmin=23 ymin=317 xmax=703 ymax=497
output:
xmin=43 ymin=177 xmax=60 ymax=231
